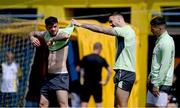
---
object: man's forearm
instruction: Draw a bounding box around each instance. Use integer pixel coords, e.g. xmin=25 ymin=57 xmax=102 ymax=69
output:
xmin=29 ymin=31 xmax=35 ymax=39
xmin=52 ymin=33 xmax=70 ymax=41
xmin=81 ymin=24 xmax=116 ymax=36
xmin=105 ymin=67 xmax=112 ymax=84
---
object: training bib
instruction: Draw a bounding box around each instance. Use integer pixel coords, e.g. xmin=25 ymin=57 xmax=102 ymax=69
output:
xmin=44 ymin=23 xmax=74 ymax=51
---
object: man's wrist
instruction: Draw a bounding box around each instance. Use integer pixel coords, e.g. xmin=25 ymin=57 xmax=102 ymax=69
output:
xmin=153 ymin=85 xmax=159 ymax=89
xmin=50 ymin=37 xmax=55 ymax=42
xmin=80 ymin=24 xmax=85 ymax=28
xmin=30 ymin=36 xmax=34 ymax=40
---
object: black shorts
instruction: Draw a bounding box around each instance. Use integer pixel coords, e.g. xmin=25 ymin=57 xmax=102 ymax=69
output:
xmin=80 ymin=84 xmax=102 ymax=103
xmin=114 ymin=69 xmax=136 ymax=92
xmin=40 ymin=73 xmax=69 ymax=100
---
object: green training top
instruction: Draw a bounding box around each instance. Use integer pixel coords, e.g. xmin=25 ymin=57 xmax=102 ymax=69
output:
xmin=44 ymin=23 xmax=74 ymax=51
xmin=113 ymin=25 xmax=136 ymax=72
xmin=149 ymin=31 xmax=175 ymax=88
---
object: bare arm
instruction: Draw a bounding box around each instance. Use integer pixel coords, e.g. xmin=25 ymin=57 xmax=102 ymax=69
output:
xmin=48 ymin=32 xmax=70 ymax=43
xmin=53 ymin=32 xmax=70 ymax=41
xmin=72 ymin=19 xmax=117 ymax=36
xmin=100 ymin=66 xmax=112 ymax=86
xmin=29 ymin=31 xmax=45 ymax=40
xmin=29 ymin=31 xmax=45 ymax=47
xmin=106 ymin=66 xmax=112 ymax=83
xmin=80 ymin=68 xmax=85 ymax=85
xmin=81 ymin=24 xmax=116 ymax=36
xmin=47 ymin=32 xmax=70 ymax=47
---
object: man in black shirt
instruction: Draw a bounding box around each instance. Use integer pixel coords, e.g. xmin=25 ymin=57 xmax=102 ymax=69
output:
xmin=78 ymin=42 xmax=112 ymax=108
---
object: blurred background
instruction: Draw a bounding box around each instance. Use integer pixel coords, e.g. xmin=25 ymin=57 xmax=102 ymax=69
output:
xmin=0 ymin=0 xmax=179 ymax=107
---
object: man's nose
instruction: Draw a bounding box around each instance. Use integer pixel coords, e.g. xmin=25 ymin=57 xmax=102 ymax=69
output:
xmin=51 ymin=27 xmax=56 ymax=31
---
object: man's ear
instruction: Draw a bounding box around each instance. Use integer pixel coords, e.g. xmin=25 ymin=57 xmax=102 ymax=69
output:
xmin=159 ymin=25 xmax=164 ymax=31
xmin=158 ymin=27 xmax=162 ymax=31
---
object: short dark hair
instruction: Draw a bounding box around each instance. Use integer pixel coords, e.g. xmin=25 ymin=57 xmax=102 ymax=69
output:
xmin=150 ymin=16 xmax=166 ymax=26
xmin=93 ymin=42 xmax=102 ymax=50
xmin=111 ymin=12 xmax=123 ymax=17
xmin=45 ymin=16 xmax=58 ymax=26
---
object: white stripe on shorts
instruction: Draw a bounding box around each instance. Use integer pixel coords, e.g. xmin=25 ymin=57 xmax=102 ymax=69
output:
xmin=50 ymin=71 xmax=68 ymax=74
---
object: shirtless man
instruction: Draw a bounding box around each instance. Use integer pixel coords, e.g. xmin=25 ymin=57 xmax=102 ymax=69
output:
xmin=29 ymin=16 xmax=74 ymax=107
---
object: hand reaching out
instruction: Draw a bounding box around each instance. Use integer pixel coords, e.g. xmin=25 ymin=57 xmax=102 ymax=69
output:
xmin=71 ymin=19 xmax=82 ymax=27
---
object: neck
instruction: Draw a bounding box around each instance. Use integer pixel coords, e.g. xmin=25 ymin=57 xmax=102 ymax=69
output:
xmin=119 ymin=22 xmax=127 ymax=27
xmin=122 ymin=22 xmax=127 ymax=26
xmin=93 ymin=50 xmax=100 ymax=55
xmin=157 ymin=29 xmax=166 ymax=37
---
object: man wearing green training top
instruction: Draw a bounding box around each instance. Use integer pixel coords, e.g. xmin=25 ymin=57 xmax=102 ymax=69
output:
xmin=147 ymin=16 xmax=175 ymax=107
xmin=72 ymin=12 xmax=136 ymax=107
xmin=29 ymin=16 xmax=74 ymax=107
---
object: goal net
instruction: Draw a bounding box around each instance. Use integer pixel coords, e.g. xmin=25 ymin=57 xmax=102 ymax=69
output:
xmin=0 ymin=16 xmax=37 ymax=107
xmin=0 ymin=16 xmax=71 ymax=107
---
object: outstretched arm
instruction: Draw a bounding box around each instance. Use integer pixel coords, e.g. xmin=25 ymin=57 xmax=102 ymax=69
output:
xmin=72 ymin=19 xmax=117 ymax=36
